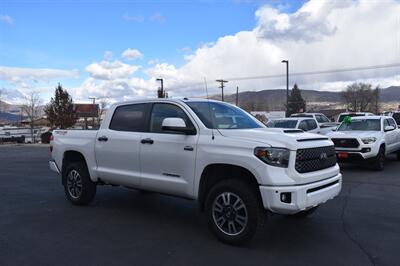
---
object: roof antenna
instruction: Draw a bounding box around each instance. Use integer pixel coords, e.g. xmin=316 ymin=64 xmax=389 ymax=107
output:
xmin=203 ymin=77 xmax=215 ymax=140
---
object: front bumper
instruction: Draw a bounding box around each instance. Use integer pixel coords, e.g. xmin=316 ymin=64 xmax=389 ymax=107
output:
xmin=49 ymin=160 xmax=60 ymax=174
xmin=259 ymin=173 xmax=342 ymax=214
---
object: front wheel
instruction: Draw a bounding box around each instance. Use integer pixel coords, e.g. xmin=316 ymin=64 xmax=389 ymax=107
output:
xmin=205 ymin=179 xmax=264 ymax=245
xmin=372 ymin=147 xmax=385 ymax=171
xmin=64 ymin=162 xmax=96 ymax=205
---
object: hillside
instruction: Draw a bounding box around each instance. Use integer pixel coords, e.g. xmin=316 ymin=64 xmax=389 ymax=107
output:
xmin=214 ymin=86 xmax=400 ymax=111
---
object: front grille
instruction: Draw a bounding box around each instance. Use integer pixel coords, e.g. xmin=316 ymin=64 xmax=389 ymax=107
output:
xmin=295 ymin=146 xmax=337 ymax=173
xmin=331 ymin=138 xmax=360 ymax=148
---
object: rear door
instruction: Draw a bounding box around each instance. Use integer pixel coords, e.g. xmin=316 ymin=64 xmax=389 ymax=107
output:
xmin=306 ymin=119 xmax=319 ymax=134
xmin=139 ymin=102 xmax=199 ymax=197
xmin=95 ymin=103 xmax=151 ymax=187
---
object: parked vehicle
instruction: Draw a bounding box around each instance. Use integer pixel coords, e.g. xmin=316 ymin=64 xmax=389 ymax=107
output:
xmin=337 ymin=112 xmax=374 ymax=123
xmin=266 ymin=117 xmax=335 ymax=135
xmin=0 ymin=126 xmax=42 ymax=143
xmin=391 ymin=112 xmax=400 ymax=127
xmin=49 ymin=99 xmax=342 ymax=244
xmin=328 ymin=116 xmax=400 ymax=170
xmin=290 ymin=112 xmax=332 ymax=124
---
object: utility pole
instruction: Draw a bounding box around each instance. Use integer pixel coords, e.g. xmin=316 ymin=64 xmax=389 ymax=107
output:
xmin=156 ymin=78 xmax=165 ymax=98
xmin=216 ymin=79 xmax=228 ymax=101
xmin=236 ymin=86 xmax=239 ymax=106
xmin=281 ymin=60 xmax=289 ymax=117
xmin=88 ymin=97 xmax=98 ymax=129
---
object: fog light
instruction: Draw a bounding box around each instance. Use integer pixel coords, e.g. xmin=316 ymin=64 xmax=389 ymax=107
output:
xmin=361 ymin=148 xmax=371 ymax=153
xmin=280 ymin=192 xmax=292 ymax=203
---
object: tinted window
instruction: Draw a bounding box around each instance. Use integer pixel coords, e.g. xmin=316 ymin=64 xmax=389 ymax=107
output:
xmin=383 ymin=119 xmax=390 ymax=128
xmin=298 ymin=121 xmax=308 ymax=131
xmin=187 ymin=102 xmax=262 ymax=129
xmin=150 ymin=103 xmax=194 ymax=133
xmin=306 ymin=119 xmax=318 ymax=130
xmin=109 ymin=104 xmax=148 ymax=132
xmin=267 ymin=120 xmax=298 ymax=128
xmin=337 ymin=119 xmax=381 ymax=131
xmin=388 ymin=118 xmax=396 ymax=128
xmin=392 ymin=113 xmax=400 ymax=125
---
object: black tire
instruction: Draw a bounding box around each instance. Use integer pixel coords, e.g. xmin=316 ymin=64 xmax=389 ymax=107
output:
xmin=285 ymin=206 xmax=319 ymax=218
xmin=372 ymin=146 xmax=385 ymax=171
xmin=64 ymin=162 xmax=96 ymax=205
xmin=204 ymin=179 xmax=265 ymax=245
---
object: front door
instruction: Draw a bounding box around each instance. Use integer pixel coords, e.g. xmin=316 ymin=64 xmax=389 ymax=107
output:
xmin=139 ymin=102 xmax=199 ymax=197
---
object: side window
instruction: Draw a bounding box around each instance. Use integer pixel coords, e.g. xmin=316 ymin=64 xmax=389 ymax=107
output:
xmin=109 ymin=104 xmax=149 ymax=132
xmin=321 ymin=115 xmax=330 ymax=123
xmin=388 ymin=118 xmax=397 ymax=128
xmin=383 ymin=119 xmax=390 ymax=129
xmin=150 ymin=103 xmax=194 ymax=134
xmin=306 ymin=119 xmax=318 ymax=130
xmin=315 ymin=115 xmax=323 ymax=123
xmin=298 ymin=121 xmax=308 ymax=131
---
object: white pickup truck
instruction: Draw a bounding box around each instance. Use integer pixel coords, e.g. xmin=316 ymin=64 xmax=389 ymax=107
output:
xmin=328 ymin=116 xmax=400 ymax=170
xmin=49 ymin=99 xmax=342 ymax=244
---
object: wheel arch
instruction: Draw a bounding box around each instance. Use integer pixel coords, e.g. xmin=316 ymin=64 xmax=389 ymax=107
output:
xmin=197 ymin=163 xmax=261 ymax=212
xmin=62 ymin=150 xmax=90 ymax=185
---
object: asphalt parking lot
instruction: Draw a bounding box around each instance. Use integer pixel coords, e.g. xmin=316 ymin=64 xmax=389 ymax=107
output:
xmin=0 ymin=145 xmax=399 ymax=266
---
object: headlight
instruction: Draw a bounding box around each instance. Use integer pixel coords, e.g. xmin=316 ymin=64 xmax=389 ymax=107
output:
xmin=361 ymin=137 xmax=377 ymax=144
xmin=254 ymin=147 xmax=290 ymax=168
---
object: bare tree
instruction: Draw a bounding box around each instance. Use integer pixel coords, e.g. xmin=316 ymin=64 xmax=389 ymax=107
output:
xmin=22 ymin=91 xmax=42 ymax=143
xmin=341 ymin=83 xmax=380 ymax=113
xmin=97 ymin=98 xmax=109 ymax=126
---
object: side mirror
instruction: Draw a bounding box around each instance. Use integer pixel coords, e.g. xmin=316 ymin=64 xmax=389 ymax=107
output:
xmin=384 ymin=125 xmax=395 ymax=132
xmin=161 ymin=118 xmax=196 ymax=135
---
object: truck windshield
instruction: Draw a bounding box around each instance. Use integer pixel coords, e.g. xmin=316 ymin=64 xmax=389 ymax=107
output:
xmin=186 ymin=102 xmax=263 ymax=129
xmin=338 ymin=114 xmax=366 ymax=122
xmin=267 ymin=120 xmax=298 ymax=128
xmin=337 ymin=119 xmax=381 ymax=131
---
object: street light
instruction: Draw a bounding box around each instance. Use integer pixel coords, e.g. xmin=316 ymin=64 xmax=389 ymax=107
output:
xmin=281 ymin=60 xmax=289 ymax=117
xmin=156 ymin=78 xmax=164 ymax=98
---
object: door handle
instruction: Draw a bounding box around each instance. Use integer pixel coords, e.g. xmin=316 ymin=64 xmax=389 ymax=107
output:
xmin=141 ymin=138 xmax=154 ymax=144
xmin=97 ymin=136 xmax=108 ymax=142
xmin=184 ymin=146 xmax=194 ymax=151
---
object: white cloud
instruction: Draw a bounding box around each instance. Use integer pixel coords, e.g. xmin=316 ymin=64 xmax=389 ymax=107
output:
xmin=123 ymin=14 xmax=145 ymax=23
xmin=85 ymin=60 xmax=140 ymax=80
xmin=0 ymin=14 xmax=14 ymax=25
xmin=122 ymin=48 xmax=144 ymax=60
xmin=0 ymin=66 xmax=79 ymax=82
xmin=149 ymin=12 xmax=165 ymax=24
xmin=103 ymin=51 xmax=114 ymax=61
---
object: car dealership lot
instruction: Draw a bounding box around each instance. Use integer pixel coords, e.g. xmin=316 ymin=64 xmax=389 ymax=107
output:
xmin=1 ymin=145 xmax=399 ymax=266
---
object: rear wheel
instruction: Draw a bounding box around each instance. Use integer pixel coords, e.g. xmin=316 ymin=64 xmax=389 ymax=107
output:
xmin=64 ymin=162 xmax=96 ymax=205
xmin=372 ymin=147 xmax=385 ymax=171
xmin=205 ymin=179 xmax=264 ymax=245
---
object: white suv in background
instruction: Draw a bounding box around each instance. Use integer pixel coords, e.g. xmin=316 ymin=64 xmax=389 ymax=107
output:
xmin=290 ymin=113 xmax=332 ymax=125
xmin=267 ymin=117 xmax=335 ymax=135
xmin=328 ymin=116 xmax=400 ymax=170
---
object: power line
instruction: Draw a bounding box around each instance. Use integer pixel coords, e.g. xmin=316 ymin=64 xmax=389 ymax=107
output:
xmin=226 ymin=63 xmax=400 ymax=81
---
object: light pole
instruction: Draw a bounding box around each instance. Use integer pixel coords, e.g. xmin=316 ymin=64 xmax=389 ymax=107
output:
xmin=281 ymin=60 xmax=289 ymax=117
xmin=156 ymin=78 xmax=164 ymax=98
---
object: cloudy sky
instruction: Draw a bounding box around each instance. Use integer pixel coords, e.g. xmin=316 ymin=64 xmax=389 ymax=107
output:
xmin=0 ymin=0 xmax=399 ymax=104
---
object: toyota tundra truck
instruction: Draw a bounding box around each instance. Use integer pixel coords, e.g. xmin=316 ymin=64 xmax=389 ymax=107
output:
xmin=49 ymin=98 xmax=342 ymax=245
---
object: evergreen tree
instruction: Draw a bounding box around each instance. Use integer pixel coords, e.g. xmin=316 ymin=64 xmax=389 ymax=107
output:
xmin=287 ymin=84 xmax=306 ymax=116
xmin=45 ymin=84 xmax=77 ymax=129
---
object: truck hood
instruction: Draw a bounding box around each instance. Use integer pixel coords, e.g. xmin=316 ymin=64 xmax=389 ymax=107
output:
xmin=327 ymin=130 xmax=382 ymax=139
xmin=218 ymin=128 xmax=333 ymax=150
